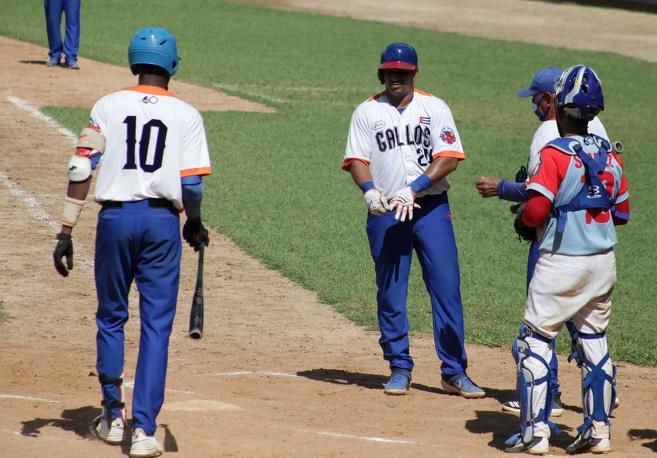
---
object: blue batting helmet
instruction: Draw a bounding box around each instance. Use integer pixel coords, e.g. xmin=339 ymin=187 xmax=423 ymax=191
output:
xmin=377 ymin=42 xmax=418 ymax=83
xmin=128 ymin=27 xmax=179 ymax=76
xmin=554 ymin=65 xmax=604 ymax=120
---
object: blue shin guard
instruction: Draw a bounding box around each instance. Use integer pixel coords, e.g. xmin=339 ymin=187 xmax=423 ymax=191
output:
xmin=506 ymin=325 xmax=559 ymax=447
xmin=566 ymin=322 xmax=616 ymax=440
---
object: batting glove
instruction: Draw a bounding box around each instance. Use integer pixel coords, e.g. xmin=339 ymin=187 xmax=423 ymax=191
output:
xmin=53 ymin=232 xmax=74 ymax=277
xmin=363 ymin=189 xmax=392 ymax=216
xmin=390 ymin=186 xmax=421 ymax=222
xmin=183 ymin=219 xmax=210 ymax=251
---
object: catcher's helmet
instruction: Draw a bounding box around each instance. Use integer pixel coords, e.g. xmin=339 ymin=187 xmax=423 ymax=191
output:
xmin=128 ymin=27 xmax=179 ymax=76
xmin=377 ymin=42 xmax=418 ymax=83
xmin=554 ymin=65 xmax=604 ymax=121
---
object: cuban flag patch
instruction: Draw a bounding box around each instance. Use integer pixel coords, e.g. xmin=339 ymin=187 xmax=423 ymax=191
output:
xmin=440 ymin=127 xmax=457 ymax=144
xmin=419 ymin=116 xmax=431 ymax=125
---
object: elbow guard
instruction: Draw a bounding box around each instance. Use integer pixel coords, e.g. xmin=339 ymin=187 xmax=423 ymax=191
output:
xmin=76 ymin=126 xmax=106 ymax=152
xmin=67 ymin=154 xmax=91 ymax=182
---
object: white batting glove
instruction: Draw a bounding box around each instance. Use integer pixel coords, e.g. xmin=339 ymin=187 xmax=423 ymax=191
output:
xmin=363 ymin=189 xmax=392 ymax=216
xmin=390 ymin=186 xmax=421 ymax=222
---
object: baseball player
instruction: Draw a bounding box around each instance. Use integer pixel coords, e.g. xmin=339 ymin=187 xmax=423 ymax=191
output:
xmin=52 ymin=27 xmax=211 ymax=457
xmin=475 ymin=67 xmax=610 ymax=418
xmin=504 ymin=65 xmax=629 ymax=455
xmin=342 ymin=42 xmax=484 ymax=398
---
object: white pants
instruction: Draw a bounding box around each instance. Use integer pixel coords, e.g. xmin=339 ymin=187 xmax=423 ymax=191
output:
xmin=524 ymin=250 xmax=616 ymax=339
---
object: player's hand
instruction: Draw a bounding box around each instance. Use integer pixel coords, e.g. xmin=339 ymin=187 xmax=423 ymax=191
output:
xmin=53 ymin=232 xmax=74 ymax=277
xmin=390 ymin=186 xmax=420 ymax=222
xmin=183 ymin=219 xmax=210 ymax=251
xmin=475 ymin=176 xmax=500 ymax=198
xmin=363 ymin=189 xmax=392 ymax=216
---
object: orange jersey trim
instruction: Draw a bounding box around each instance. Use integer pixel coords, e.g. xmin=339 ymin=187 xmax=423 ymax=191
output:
xmin=125 ymin=85 xmax=175 ymax=97
xmin=432 ymin=150 xmax=465 ymax=160
xmin=181 ymin=167 xmax=212 ymax=177
xmin=342 ymin=157 xmax=370 ymax=171
xmin=367 ymin=91 xmax=386 ymax=102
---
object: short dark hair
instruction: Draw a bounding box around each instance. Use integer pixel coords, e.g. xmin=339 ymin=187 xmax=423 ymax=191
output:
xmin=131 ymin=63 xmax=170 ymax=78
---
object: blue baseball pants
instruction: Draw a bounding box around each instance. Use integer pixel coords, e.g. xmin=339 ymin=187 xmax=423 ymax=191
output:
xmin=44 ymin=0 xmax=80 ymax=62
xmin=366 ymin=192 xmax=468 ymax=376
xmin=94 ymin=200 xmax=181 ymax=435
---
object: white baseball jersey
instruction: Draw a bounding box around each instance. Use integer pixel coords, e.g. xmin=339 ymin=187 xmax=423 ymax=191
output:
xmin=89 ymin=85 xmax=212 ymax=209
xmin=343 ymin=89 xmax=465 ymax=197
xmin=527 ymin=116 xmax=608 ymax=176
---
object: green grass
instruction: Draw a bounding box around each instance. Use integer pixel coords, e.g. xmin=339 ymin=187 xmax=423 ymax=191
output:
xmin=5 ymin=0 xmax=656 ymax=365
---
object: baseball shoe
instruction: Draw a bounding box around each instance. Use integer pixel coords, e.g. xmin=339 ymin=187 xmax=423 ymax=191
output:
xmin=441 ymin=372 xmax=485 ymax=399
xmin=501 ymin=393 xmax=563 ymax=417
xmin=130 ymin=428 xmax=164 ymax=457
xmin=566 ymin=436 xmax=610 ymax=454
xmin=505 ymin=435 xmax=549 ymax=455
xmin=47 ymin=56 xmax=60 ymax=67
xmin=383 ymin=369 xmax=411 ymax=395
xmin=93 ymin=415 xmax=126 ymax=444
xmin=64 ymin=59 xmax=80 ymax=69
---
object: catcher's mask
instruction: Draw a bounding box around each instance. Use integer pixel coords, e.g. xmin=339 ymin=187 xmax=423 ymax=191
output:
xmin=128 ymin=27 xmax=180 ymax=76
xmin=554 ymin=65 xmax=604 ymax=121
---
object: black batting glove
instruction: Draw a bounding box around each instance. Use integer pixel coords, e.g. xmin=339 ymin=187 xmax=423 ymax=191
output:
xmin=53 ymin=232 xmax=74 ymax=277
xmin=183 ymin=219 xmax=209 ymax=251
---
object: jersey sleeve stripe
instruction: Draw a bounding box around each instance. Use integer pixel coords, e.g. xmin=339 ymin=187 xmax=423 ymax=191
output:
xmin=431 ymin=150 xmax=465 ymax=160
xmin=180 ymin=167 xmax=212 ymax=177
xmin=342 ymin=157 xmax=370 ymax=171
xmin=526 ymin=183 xmax=555 ymax=202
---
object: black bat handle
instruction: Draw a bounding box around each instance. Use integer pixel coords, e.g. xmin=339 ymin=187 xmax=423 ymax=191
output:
xmin=188 ymin=245 xmax=204 ymax=339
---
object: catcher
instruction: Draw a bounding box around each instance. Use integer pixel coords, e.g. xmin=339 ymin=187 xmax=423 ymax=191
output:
xmin=475 ymin=66 xmax=611 ymax=418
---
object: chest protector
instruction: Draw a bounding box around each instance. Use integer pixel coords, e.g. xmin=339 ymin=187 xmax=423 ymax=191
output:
xmin=546 ymin=136 xmax=612 ymax=249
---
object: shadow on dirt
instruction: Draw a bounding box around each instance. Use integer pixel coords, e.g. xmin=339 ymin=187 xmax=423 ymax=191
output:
xmin=296 ymin=367 xmax=507 ymax=397
xmin=21 ymin=405 xmax=100 ymax=439
xmin=19 ymin=60 xmax=48 ymax=65
xmin=20 ymin=406 xmax=178 ymax=453
xmin=628 ymin=429 xmax=657 ymax=452
xmin=466 ymin=409 xmax=576 ymax=452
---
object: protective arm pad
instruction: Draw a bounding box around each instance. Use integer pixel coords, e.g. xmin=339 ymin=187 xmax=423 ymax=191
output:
xmin=497 ymin=180 xmax=528 ymax=202
xmin=62 ymin=196 xmax=86 ymax=227
xmin=67 ymin=154 xmax=91 ymax=182
xmin=182 ymin=176 xmax=203 ymax=220
xmin=76 ymin=126 xmax=106 ymax=153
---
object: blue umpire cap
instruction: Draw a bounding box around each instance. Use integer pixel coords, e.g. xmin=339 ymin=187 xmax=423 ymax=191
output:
xmin=517 ymin=67 xmax=562 ymax=98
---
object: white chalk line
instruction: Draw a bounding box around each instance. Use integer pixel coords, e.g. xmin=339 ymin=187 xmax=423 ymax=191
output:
xmin=5 ymin=96 xmax=92 ymax=270
xmin=201 ymin=370 xmax=300 ymax=378
xmin=8 ymin=95 xmax=77 ymax=143
xmin=296 ymin=429 xmax=436 ymax=447
xmin=123 ymin=380 xmax=194 ymax=395
xmin=0 ymin=394 xmax=61 ymax=403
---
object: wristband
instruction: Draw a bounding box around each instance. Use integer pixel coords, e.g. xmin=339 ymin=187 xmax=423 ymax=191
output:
xmin=497 ymin=180 xmax=528 ymax=202
xmin=62 ymin=196 xmax=86 ymax=227
xmin=359 ymin=181 xmax=375 ymax=193
xmin=410 ymin=174 xmax=432 ymax=194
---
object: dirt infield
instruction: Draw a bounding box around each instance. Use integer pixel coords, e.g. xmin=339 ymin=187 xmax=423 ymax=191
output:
xmin=2 ymin=2 xmax=657 ymax=456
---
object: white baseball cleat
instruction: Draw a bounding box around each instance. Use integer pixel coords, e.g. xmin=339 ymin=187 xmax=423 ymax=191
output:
xmin=130 ymin=428 xmax=164 ymax=457
xmin=566 ymin=436 xmax=611 ymax=454
xmin=94 ymin=415 xmax=125 ymax=444
xmin=505 ymin=436 xmax=550 ymax=455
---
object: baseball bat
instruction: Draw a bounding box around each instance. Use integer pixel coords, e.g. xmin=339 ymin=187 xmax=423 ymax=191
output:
xmin=188 ymin=244 xmax=204 ymax=339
